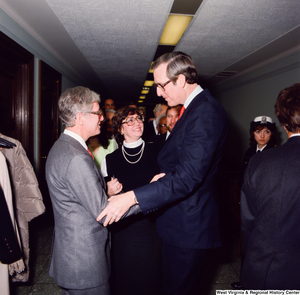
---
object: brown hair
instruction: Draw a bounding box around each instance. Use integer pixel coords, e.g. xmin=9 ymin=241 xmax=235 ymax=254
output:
xmin=112 ymin=106 xmax=142 ymax=146
xmin=274 ymin=83 xmax=300 ymax=132
xmin=249 ymin=123 xmax=277 ymax=147
xmin=151 ymin=51 xmax=198 ymax=85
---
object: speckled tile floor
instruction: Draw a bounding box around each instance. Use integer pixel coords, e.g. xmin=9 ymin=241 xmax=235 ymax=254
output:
xmin=10 ymin=215 xmax=241 ymax=295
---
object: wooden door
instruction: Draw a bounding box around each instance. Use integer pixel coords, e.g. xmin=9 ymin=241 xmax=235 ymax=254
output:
xmin=0 ymin=32 xmax=34 ymax=159
xmin=38 ymin=60 xmax=61 ymax=214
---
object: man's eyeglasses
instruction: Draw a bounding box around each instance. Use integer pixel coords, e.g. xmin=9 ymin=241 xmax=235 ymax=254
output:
xmin=153 ymin=80 xmax=172 ymax=92
xmin=86 ymin=110 xmax=104 ymax=118
xmin=122 ymin=116 xmax=144 ymax=126
xmin=159 ymin=124 xmax=167 ymax=128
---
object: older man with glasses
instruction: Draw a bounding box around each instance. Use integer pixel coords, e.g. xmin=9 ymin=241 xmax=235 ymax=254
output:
xmin=45 ymin=86 xmax=136 ymax=295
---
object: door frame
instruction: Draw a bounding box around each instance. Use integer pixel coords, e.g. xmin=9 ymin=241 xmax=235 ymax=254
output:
xmin=0 ymin=32 xmax=34 ymax=159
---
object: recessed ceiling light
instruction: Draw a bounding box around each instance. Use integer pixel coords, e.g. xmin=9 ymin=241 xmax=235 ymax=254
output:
xmin=159 ymin=14 xmax=193 ymax=46
xmin=149 ymin=62 xmax=154 ymax=73
xmin=144 ymin=80 xmax=154 ymax=87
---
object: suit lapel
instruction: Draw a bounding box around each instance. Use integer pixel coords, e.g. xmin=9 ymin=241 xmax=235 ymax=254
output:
xmin=60 ymin=134 xmax=106 ymax=189
xmin=165 ymin=89 xmax=207 ymax=143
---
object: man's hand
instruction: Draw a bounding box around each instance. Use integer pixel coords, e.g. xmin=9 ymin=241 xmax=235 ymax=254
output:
xmin=97 ymin=190 xmax=136 ymax=226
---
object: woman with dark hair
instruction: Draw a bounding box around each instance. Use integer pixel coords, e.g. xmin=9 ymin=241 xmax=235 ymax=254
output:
xmin=101 ymin=106 xmax=163 ymax=295
xmin=232 ymin=115 xmax=277 ymax=290
xmin=242 ymin=116 xmax=277 ymax=170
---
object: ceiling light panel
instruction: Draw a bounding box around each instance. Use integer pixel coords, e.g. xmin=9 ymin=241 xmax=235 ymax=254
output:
xmin=159 ymin=14 xmax=193 ymax=46
xmin=144 ymin=80 xmax=154 ymax=87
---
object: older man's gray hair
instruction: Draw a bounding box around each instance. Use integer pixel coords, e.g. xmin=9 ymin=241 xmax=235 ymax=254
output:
xmin=153 ymin=104 xmax=166 ymax=117
xmin=58 ymin=86 xmax=100 ymax=128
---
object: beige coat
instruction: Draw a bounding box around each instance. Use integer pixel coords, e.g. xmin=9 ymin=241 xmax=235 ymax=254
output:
xmin=0 ymin=134 xmax=45 ymax=282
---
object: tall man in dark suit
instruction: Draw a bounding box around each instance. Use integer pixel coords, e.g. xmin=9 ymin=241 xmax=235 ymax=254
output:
xmin=45 ymin=86 xmax=125 ymax=295
xmin=240 ymin=83 xmax=300 ymax=289
xmin=98 ymin=52 xmax=228 ymax=294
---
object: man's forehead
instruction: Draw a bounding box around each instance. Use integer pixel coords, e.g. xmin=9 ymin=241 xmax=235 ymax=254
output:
xmin=167 ymin=108 xmax=179 ymax=115
xmin=105 ymin=99 xmax=114 ymax=105
xmin=168 ymin=109 xmax=178 ymax=114
xmin=91 ymin=103 xmax=100 ymax=112
xmin=153 ymin=63 xmax=168 ymax=82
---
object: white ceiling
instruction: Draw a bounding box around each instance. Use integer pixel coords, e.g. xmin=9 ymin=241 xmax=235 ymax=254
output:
xmin=1 ymin=0 xmax=299 ymax=105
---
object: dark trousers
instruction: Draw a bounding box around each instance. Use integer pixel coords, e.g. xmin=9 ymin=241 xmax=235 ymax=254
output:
xmin=162 ymin=241 xmax=208 ymax=295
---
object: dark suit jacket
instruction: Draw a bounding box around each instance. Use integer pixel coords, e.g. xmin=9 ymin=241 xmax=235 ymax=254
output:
xmin=239 ymin=143 xmax=276 ymax=188
xmin=148 ymin=133 xmax=167 ymax=152
xmin=134 ymin=89 xmax=228 ymax=249
xmin=143 ymin=120 xmax=157 ymax=142
xmin=240 ymin=136 xmax=300 ymax=289
xmin=45 ymin=133 xmax=110 ymax=290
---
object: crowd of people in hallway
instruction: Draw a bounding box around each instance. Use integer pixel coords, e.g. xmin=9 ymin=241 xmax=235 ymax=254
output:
xmin=1 ymin=50 xmax=300 ymax=295
xmin=45 ymin=51 xmax=228 ymax=295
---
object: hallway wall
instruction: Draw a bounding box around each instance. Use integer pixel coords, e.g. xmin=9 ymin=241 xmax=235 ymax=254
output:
xmin=212 ymin=51 xmax=300 ymax=164
xmin=1 ymin=7 xmax=299 ymax=166
xmin=0 ymin=8 xmax=101 ymax=168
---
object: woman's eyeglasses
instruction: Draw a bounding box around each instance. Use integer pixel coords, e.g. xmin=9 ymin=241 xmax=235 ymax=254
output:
xmin=122 ymin=116 xmax=144 ymax=126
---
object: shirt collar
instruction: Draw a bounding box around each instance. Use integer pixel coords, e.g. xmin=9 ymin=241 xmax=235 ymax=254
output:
xmin=153 ymin=119 xmax=158 ymax=135
xmin=256 ymin=144 xmax=267 ymax=152
xmin=290 ymin=133 xmax=300 ymax=138
xmin=166 ymin=131 xmax=170 ymax=140
xmin=183 ymin=85 xmax=203 ymax=109
xmin=123 ymin=138 xmax=144 ymax=148
xmin=64 ymin=129 xmax=87 ymax=149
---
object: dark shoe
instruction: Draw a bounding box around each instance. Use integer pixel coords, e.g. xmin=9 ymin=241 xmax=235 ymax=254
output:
xmin=231 ymin=281 xmax=243 ymax=289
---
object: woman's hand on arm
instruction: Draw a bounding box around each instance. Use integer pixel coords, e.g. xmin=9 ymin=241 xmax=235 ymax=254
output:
xmin=106 ymin=177 xmax=123 ymax=197
xmin=150 ymin=173 xmax=166 ymax=183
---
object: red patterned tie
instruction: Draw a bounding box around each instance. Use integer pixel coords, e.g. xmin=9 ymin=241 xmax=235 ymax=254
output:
xmin=178 ymin=106 xmax=185 ymax=120
xmin=87 ymin=147 xmax=94 ymax=160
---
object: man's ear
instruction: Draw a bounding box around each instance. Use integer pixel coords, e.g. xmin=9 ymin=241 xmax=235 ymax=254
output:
xmin=75 ymin=113 xmax=84 ymax=126
xmin=283 ymin=125 xmax=295 ymax=139
xmin=177 ymin=74 xmax=186 ymax=88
